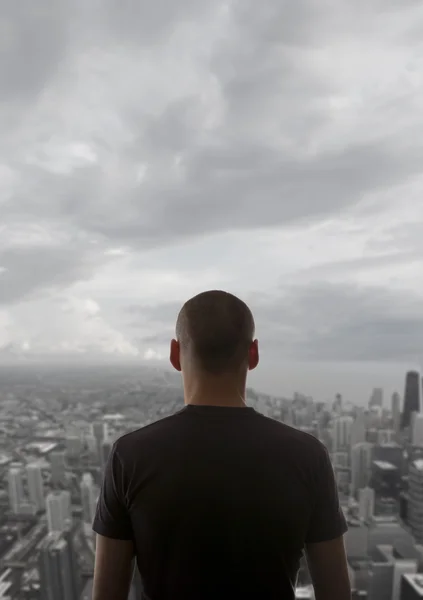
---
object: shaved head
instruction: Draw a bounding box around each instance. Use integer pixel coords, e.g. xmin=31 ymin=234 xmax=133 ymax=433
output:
xmin=175 ymin=290 xmax=256 ymax=375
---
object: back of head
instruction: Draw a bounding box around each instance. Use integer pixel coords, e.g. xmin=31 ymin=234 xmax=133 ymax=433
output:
xmin=175 ymin=290 xmax=255 ymax=375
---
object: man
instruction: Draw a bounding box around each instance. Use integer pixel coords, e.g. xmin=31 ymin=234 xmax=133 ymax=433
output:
xmin=92 ymin=290 xmax=351 ymax=600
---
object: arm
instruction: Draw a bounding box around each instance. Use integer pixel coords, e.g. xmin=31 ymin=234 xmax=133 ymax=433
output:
xmin=92 ymin=535 xmax=135 ymax=600
xmin=304 ymin=445 xmax=351 ymax=600
xmin=92 ymin=442 xmax=135 ymax=600
xmin=305 ymin=537 xmax=351 ymax=600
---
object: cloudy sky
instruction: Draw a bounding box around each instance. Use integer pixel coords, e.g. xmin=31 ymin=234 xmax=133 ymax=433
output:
xmin=1 ymin=0 xmax=423 ymax=401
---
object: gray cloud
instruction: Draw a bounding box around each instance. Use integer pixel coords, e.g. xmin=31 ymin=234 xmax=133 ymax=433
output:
xmin=0 ymin=3 xmax=67 ymax=103
xmin=0 ymin=242 xmax=100 ymax=305
xmin=1 ymin=0 xmax=423 ymax=369
xmin=125 ymin=283 xmax=423 ymax=363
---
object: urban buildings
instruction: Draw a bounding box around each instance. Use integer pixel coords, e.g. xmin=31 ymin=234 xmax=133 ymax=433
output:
xmin=409 ymin=460 xmax=423 ymax=544
xmin=26 ymin=463 xmax=45 ymax=512
xmin=46 ymin=491 xmax=72 ymax=534
xmin=402 ymin=372 xmax=421 ymax=430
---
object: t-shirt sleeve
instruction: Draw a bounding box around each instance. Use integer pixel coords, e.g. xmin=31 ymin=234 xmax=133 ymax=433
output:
xmin=92 ymin=442 xmax=134 ymax=540
xmin=305 ymin=445 xmax=348 ymax=544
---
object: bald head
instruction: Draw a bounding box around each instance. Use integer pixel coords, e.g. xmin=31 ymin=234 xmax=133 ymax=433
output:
xmin=175 ymin=290 xmax=256 ymax=375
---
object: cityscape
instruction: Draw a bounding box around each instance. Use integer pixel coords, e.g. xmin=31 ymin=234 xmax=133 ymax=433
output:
xmin=0 ymin=363 xmax=422 ymax=599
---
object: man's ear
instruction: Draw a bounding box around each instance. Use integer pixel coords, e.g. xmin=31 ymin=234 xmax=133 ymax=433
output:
xmin=248 ymin=339 xmax=259 ymax=371
xmin=170 ymin=339 xmax=182 ymax=372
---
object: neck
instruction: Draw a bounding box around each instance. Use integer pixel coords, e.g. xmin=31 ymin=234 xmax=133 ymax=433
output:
xmin=183 ymin=371 xmax=247 ymax=407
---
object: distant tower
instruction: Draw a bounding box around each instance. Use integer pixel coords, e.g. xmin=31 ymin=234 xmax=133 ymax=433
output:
xmin=332 ymin=416 xmax=353 ymax=453
xmin=92 ymin=422 xmax=107 ymax=461
xmin=358 ymin=487 xmax=375 ymax=522
xmin=402 ymin=371 xmax=421 ymax=430
xmin=101 ymin=439 xmax=113 ymax=469
xmin=8 ymin=466 xmax=25 ymax=514
xmin=26 ymin=463 xmax=45 ymax=512
xmin=38 ymin=532 xmax=79 ymax=600
xmin=408 ymin=460 xmax=423 ymax=544
xmin=50 ymin=451 xmax=67 ymax=487
xmin=351 ymin=443 xmax=373 ymax=498
xmin=369 ymin=388 xmax=383 ymax=409
xmin=412 ymin=414 xmax=423 ymax=448
xmin=46 ymin=491 xmax=72 ymax=533
xmin=80 ymin=473 xmax=97 ymax=525
xmin=391 ymin=392 xmax=401 ymax=435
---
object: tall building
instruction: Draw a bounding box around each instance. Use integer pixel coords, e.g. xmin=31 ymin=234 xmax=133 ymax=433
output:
xmin=369 ymin=388 xmax=383 ymax=409
xmin=8 ymin=466 xmax=25 ymax=514
xmin=38 ymin=532 xmax=78 ymax=600
xmin=101 ymin=438 xmax=113 ymax=469
xmin=46 ymin=491 xmax=72 ymax=533
xmin=351 ymin=442 xmax=373 ymax=497
xmin=65 ymin=435 xmax=82 ymax=458
xmin=392 ymin=392 xmax=401 ymax=435
xmin=412 ymin=414 xmax=423 ymax=448
xmin=402 ymin=371 xmax=421 ymax=430
xmin=332 ymin=416 xmax=354 ymax=453
xmin=358 ymin=487 xmax=375 ymax=522
xmin=409 ymin=460 xmax=423 ymax=544
xmin=80 ymin=473 xmax=97 ymax=525
xmin=350 ymin=410 xmax=367 ymax=448
xmin=50 ymin=451 xmax=67 ymax=486
xmin=26 ymin=463 xmax=45 ymax=512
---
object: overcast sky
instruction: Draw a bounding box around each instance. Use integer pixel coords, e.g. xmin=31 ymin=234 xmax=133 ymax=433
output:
xmin=1 ymin=1 xmax=423 ymax=401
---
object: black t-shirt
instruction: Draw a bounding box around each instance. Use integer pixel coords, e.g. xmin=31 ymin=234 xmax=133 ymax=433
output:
xmin=93 ymin=405 xmax=347 ymax=600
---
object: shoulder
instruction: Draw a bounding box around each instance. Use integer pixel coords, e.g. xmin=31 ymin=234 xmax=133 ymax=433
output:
xmin=254 ymin=413 xmax=328 ymax=459
xmin=113 ymin=409 xmax=186 ymax=458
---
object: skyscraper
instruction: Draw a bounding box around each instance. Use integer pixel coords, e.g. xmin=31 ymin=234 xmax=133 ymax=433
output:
xmin=332 ymin=416 xmax=354 ymax=453
xmin=351 ymin=442 xmax=373 ymax=497
xmin=412 ymin=414 xmax=423 ymax=448
xmin=401 ymin=371 xmax=421 ymax=430
xmin=369 ymin=388 xmax=383 ymax=409
xmin=38 ymin=532 xmax=78 ymax=600
xmin=350 ymin=410 xmax=367 ymax=448
xmin=50 ymin=451 xmax=67 ymax=487
xmin=408 ymin=459 xmax=423 ymax=544
xmin=26 ymin=463 xmax=45 ymax=512
xmin=391 ymin=392 xmax=401 ymax=435
xmin=46 ymin=491 xmax=72 ymax=533
xmin=80 ymin=473 xmax=97 ymax=525
xmin=8 ymin=466 xmax=25 ymax=514
xmin=358 ymin=487 xmax=375 ymax=522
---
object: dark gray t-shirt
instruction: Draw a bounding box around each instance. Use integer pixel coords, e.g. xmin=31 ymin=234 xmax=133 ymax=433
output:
xmin=93 ymin=405 xmax=347 ymax=600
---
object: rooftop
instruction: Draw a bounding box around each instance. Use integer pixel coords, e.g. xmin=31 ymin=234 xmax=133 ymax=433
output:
xmin=413 ymin=459 xmax=423 ymax=471
xmin=373 ymin=460 xmax=397 ymax=471
xmin=403 ymin=574 xmax=423 ymax=597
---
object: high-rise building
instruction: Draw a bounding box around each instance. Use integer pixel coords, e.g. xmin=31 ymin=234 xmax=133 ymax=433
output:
xmin=402 ymin=371 xmax=421 ymax=430
xmin=412 ymin=415 xmax=423 ymax=448
xmin=65 ymin=435 xmax=82 ymax=458
xmin=358 ymin=487 xmax=375 ymax=522
xmin=408 ymin=459 xmax=423 ymax=544
xmin=46 ymin=491 xmax=72 ymax=533
xmin=8 ymin=466 xmax=25 ymax=514
xmin=369 ymin=388 xmax=384 ymax=409
xmin=38 ymin=532 xmax=78 ymax=600
xmin=80 ymin=473 xmax=97 ymax=525
xmin=101 ymin=438 xmax=113 ymax=469
xmin=351 ymin=442 xmax=373 ymax=497
xmin=392 ymin=392 xmax=401 ymax=435
xmin=332 ymin=416 xmax=354 ymax=453
xmin=50 ymin=451 xmax=67 ymax=486
xmin=350 ymin=410 xmax=366 ymax=448
xmin=26 ymin=463 xmax=45 ymax=512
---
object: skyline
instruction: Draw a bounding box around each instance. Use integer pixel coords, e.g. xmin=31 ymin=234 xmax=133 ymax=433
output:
xmin=2 ymin=1 xmax=423 ymax=399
